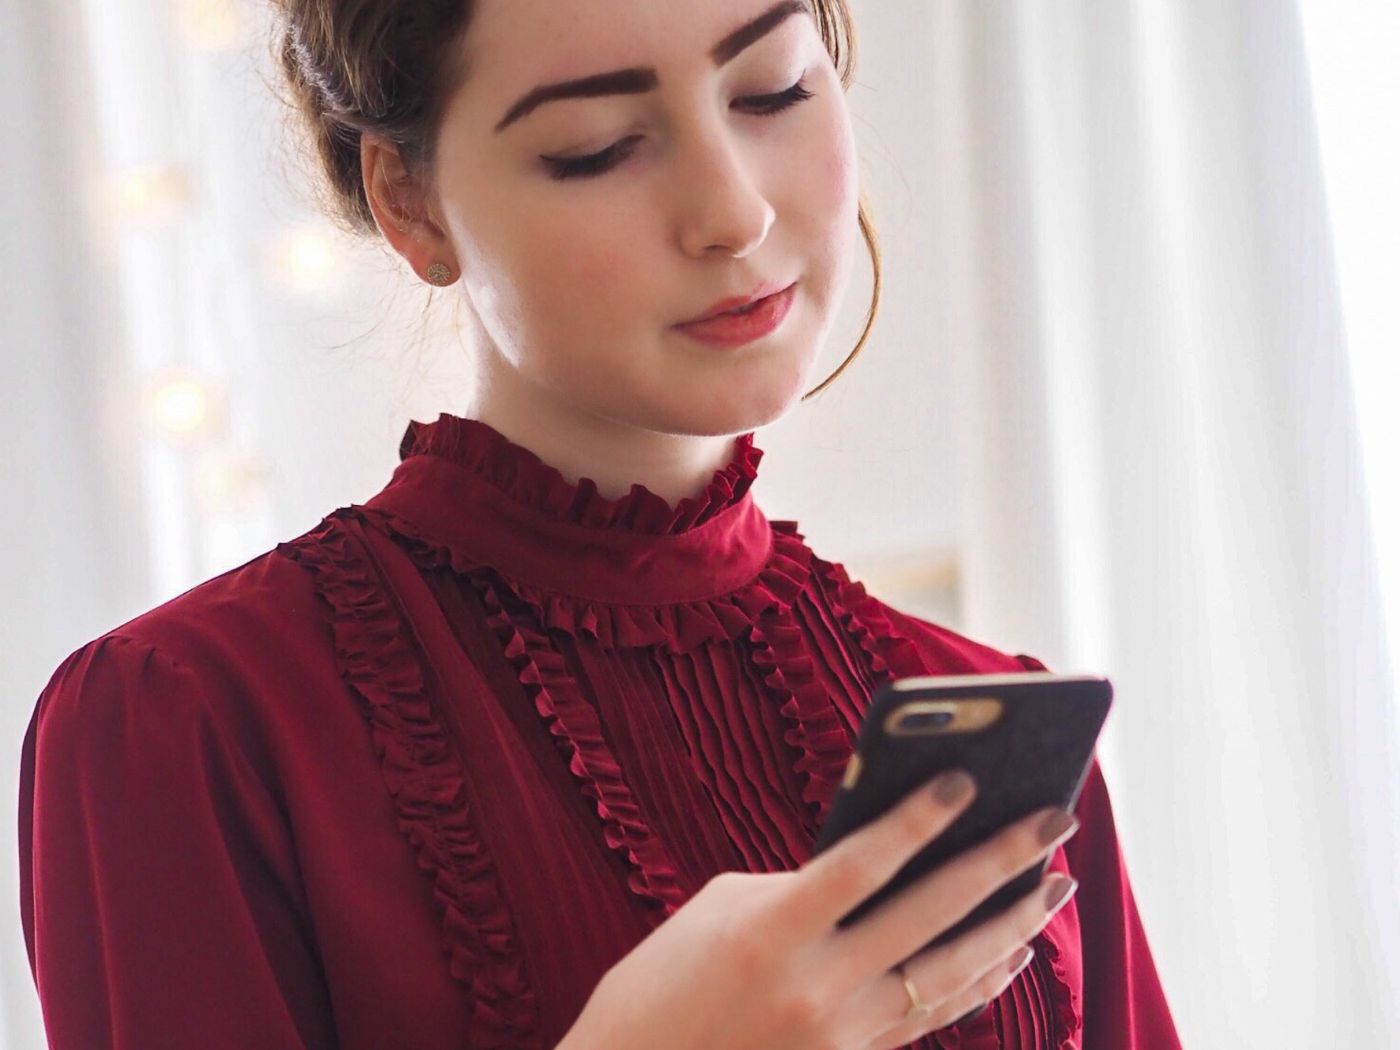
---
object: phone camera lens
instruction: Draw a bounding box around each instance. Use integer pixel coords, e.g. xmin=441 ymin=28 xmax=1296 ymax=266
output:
xmin=909 ymin=711 xmax=953 ymax=729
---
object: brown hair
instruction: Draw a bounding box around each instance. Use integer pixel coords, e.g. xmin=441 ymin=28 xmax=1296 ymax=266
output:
xmin=268 ymin=0 xmax=881 ymax=399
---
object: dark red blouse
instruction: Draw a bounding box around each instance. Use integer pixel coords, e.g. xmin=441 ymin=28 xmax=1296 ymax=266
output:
xmin=18 ymin=413 xmax=1181 ymax=1049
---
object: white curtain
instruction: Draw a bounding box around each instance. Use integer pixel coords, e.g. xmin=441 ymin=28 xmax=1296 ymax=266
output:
xmin=4 ymin=0 xmax=1397 ymax=1047
xmin=927 ymin=1 xmax=1400 ymax=1045
xmin=1 ymin=3 xmax=151 ymax=1042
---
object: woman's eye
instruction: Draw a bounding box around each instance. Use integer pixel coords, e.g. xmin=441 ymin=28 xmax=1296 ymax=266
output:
xmin=540 ymin=77 xmax=816 ymax=182
xmin=541 ymin=136 xmax=643 ymax=181
xmin=740 ymin=78 xmax=816 ymax=117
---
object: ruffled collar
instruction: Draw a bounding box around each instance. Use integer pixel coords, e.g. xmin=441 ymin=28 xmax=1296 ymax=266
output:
xmin=356 ymin=413 xmax=779 ymax=607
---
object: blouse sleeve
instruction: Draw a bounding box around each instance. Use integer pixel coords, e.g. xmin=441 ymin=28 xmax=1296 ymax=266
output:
xmin=1014 ymin=652 xmax=1183 ymax=1050
xmin=18 ymin=633 xmax=336 ymax=1049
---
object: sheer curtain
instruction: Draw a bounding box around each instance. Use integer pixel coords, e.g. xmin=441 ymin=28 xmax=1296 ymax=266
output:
xmin=4 ymin=0 xmax=1397 ymax=1047
xmin=929 ymin=1 xmax=1400 ymax=1045
xmin=1 ymin=3 xmax=425 ymax=1045
xmin=1296 ymin=2 xmax=1400 ymax=736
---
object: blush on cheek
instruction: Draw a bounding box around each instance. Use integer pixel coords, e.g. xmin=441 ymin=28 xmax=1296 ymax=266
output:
xmin=818 ymin=123 xmax=859 ymax=214
xmin=552 ymin=232 xmax=634 ymax=298
xmin=543 ymin=250 xmax=640 ymax=349
xmin=583 ymin=246 xmax=635 ymax=289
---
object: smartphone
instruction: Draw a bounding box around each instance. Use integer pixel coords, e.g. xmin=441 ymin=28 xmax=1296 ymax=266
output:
xmin=810 ymin=671 xmax=1111 ymax=951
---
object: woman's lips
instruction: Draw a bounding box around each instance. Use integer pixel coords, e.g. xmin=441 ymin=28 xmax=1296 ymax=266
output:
xmin=671 ymin=282 xmax=797 ymax=348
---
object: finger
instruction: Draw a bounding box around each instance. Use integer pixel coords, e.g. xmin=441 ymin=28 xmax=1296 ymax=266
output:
xmin=906 ymin=872 xmax=1077 ymax=1002
xmin=869 ymin=947 xmax=1024 ymax=1050
xmin=789 ymin=769 xmax=978 ymax=936
xmin=867 ymin=942 xmax=1035 ymax=1050
xmin=830 ymin=805 xmax=1078 ymax=978
xmin=864 ymin=871 xmax=1077 ymax=1029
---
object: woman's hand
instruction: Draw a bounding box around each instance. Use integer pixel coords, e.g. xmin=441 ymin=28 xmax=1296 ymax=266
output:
xmin=557 ymin=770 xmax=1079 ymax=1050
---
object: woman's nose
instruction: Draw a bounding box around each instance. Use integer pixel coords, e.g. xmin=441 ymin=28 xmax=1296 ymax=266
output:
xmin=673 ymin=127 xmax=776 ymax=258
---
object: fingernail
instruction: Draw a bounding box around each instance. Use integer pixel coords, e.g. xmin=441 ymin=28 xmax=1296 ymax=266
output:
xmin=1036 ymin=809 xmax=1078 ymax=846
xmin=1008 ymin=945 xmax=1034 ymax=975
xmin=1043 ymin=875 xmax=1078 ymax=912
xmin=933 ymin=770 xmax=975 ymax=805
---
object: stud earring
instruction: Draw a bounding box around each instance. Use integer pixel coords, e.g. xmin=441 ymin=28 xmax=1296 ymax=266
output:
xmin=425 ymin=261 xmax=455 ymax=286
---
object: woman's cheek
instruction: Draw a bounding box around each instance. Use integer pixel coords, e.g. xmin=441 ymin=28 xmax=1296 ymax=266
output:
xmin=542 ymin=218 xmax=635 ymax=311
xmin=814 ymin=105 xmax=859 ymax=216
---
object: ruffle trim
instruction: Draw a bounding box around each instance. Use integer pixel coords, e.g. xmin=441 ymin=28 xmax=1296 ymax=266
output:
xmin=748 ymin=605 xmax=854 ymax=835
xmin=811 ymin=555 xmax=930 ymax=681
xmin=398 ymin=413 xmax=765 ymax=536
xmin=275 ymin=513 xmax=541 ymax=1050
xmin=358 ymin=508 xmax=815 ymax=654
xmin=473 ymin=575 xmax=688 ymax=921
xmin=1035 ymin=928 xmax=1084 ymax=1046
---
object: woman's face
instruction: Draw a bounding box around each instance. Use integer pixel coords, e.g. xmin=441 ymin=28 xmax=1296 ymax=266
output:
xmin=427 ymin=0 xmax=860 ymax=438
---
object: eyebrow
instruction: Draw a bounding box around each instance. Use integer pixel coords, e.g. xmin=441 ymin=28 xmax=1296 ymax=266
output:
xmin=494 ymin=0 xmax=810 ymax=134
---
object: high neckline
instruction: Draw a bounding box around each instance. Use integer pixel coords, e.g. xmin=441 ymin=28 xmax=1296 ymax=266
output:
xmin=395 ymin=413 xmax=764 ymax=536
xmin=355 ymin=412 xmax=784 ymax=608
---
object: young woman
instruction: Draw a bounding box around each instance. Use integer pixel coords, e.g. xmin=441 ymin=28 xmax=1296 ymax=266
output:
xmin=18 ymin=1 xmax=1183 ymax=1047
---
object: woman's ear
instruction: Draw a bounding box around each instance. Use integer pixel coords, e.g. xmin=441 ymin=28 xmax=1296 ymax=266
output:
xmin=360 ymin=131 xmax=459 ymax=285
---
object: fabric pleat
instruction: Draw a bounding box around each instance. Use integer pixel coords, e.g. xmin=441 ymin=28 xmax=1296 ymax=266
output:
xmin=789 ymin=584 xmax=877 ymax=743
xmin=472 ymin=573 xmax=689 ymax=920
xmin=647 ymin=644 xmax=810 ymax=873
xmin=579 ymin=643 xmax=749 ymax=888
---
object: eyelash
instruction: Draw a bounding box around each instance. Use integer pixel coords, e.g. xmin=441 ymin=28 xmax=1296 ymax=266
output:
xmin=542 ymin=79 xmax=816 ymax=182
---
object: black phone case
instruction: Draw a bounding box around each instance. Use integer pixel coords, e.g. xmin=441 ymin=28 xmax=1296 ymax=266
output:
xmin=810 ymin=672 xmax=1112 ymax=952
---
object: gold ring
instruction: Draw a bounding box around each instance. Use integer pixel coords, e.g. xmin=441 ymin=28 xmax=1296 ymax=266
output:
xmin=896 ymin=962 xmax=934 ymax=1024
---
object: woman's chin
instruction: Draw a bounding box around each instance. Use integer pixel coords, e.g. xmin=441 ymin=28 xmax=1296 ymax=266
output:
xmin=650 ymin=384 xmax=807 ymax=437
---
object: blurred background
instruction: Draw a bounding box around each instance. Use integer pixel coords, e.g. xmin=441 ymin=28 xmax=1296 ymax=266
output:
xmin=4 ymin=0 xmax=1398 ymax=1046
